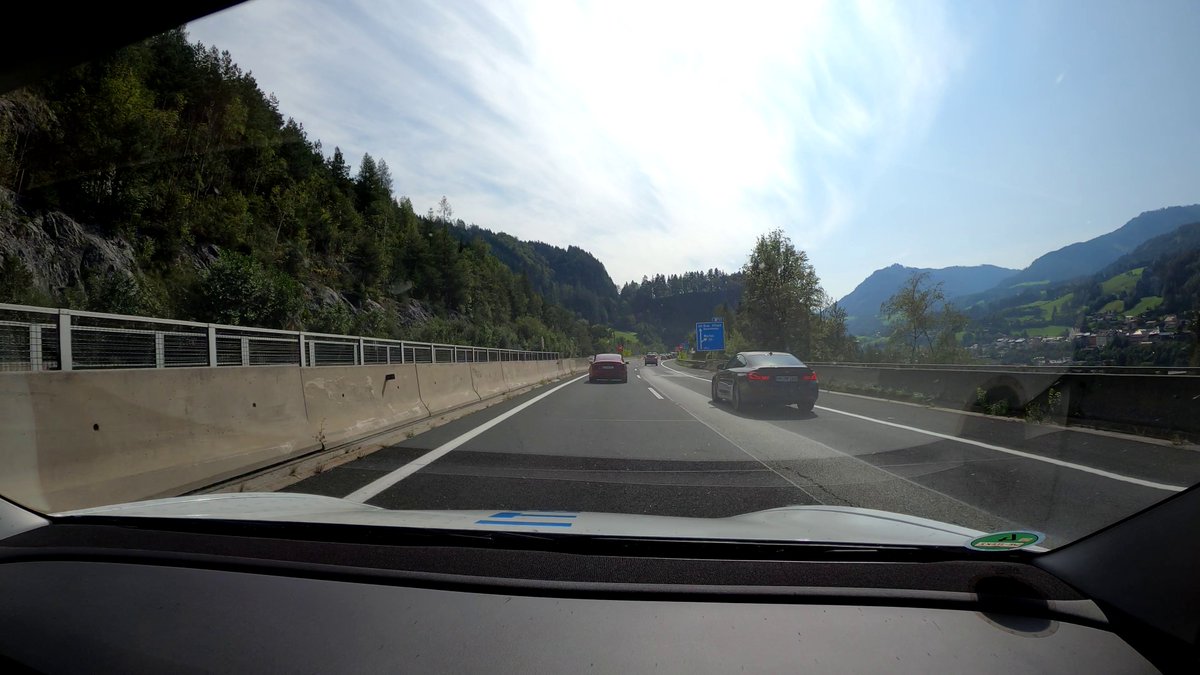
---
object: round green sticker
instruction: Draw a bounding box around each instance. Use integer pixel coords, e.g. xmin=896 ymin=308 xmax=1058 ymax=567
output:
xmin=966 ymin=531 xmax=1044 ymax=551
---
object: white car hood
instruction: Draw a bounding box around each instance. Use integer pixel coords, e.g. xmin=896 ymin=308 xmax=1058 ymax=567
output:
xmin=60 ymin=493 xmax=988 ymax=548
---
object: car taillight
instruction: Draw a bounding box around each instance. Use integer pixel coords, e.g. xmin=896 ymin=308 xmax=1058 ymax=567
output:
xmin=747 ymin=371 xmax=770 ymax=381
xmin=803 ymin=372 xmax=818 ymax=381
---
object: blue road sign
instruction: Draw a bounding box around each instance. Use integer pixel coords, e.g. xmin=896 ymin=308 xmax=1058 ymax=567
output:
xmin=695 ymin=321 xmax=725 ymax=351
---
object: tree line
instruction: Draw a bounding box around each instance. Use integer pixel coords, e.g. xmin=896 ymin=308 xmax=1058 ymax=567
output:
xmin=0 ymin=28 xmax=614 ymax=356
xmin=697 ymin=230 xmax=856 ymax=362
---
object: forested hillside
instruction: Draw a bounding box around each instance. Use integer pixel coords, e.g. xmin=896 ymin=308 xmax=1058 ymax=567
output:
xmin=618 ymin=270 xmax=743 ymax=348
xmin=954 ymin=222 xmax=1200 ymax=366
xmin=0 ymin=28 xmax=884 ymax=363
xmin=0 ymin=29 xmax=611 ymax=355
xmin=448 ymin=224 xmax=621 ymax=326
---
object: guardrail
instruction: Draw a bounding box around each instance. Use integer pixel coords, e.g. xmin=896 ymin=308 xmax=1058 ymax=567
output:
xmin=0 ymin=303 xmax=560 ymax=372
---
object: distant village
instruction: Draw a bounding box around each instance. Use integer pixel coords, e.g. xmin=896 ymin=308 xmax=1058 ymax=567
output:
xmin=968 ymin=313 xmax=1193 ymax=365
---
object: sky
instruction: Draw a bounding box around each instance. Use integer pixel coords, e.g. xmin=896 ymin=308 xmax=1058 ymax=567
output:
xmin=190 ymin=0 xmax=1200 ymax=300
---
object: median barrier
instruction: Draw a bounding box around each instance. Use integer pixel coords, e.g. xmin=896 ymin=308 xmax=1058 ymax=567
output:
xmin=500 ymin=361 xmax=525 ymax=388
xmin=0 ymin=366 xmax=313 ymax=513
xmin=1057 ymin=373 xmax=1200 ymax=439
xmin=416 ymin=363 xmax=482 ymax=415
xmin=470 ymin=362 xmax=508 ymax=400
xmin=502 ymin=361 xmax=544 ymax=389
xmin=535 ymin=360 xmax=559 ymax=381
xmin=810 ymin=363 xmax=1200 ymax=440
xmin=0 ymin=356 xmax=585 ymax=513
xmin=301 ymin=365 xmax=428 ymax=449
xmin=811 ymin=363 xmax=1059 ymax=409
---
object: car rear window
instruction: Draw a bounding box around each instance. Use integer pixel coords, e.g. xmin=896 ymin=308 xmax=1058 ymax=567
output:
xmin=746 ymin=353 xmax=804 ymax=367
xmin=595 ymin=354 xmax=622 ymax=362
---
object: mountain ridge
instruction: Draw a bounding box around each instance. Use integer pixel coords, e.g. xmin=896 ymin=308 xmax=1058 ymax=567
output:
xmin=839 ymin=263 xmax=1019 ymax=336
xmin=1003 ymin=205 xmax=1200 ymax=287
xmin=841 ymin=205 xmax=1200 ymax=336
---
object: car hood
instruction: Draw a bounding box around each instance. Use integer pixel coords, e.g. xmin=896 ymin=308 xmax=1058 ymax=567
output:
xmin=60 ymin=493 xmax=989 ymax=548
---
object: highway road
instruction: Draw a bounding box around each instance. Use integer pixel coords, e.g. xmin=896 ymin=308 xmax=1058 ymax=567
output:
xmin=284 ymin=359 xmax=1200 ymax=547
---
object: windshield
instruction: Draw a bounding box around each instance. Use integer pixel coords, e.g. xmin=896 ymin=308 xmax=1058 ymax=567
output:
xmin=1 ymin=0 xmax=1198 ymax=552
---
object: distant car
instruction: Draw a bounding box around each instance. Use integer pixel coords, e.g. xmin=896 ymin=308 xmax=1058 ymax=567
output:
xmin=644 ymin=352 xmax=659 ymax=366
xmin=589 ymin=353 xmax=628 ymax=383
xmin=711 ymin=351 xmax=818 ymax=412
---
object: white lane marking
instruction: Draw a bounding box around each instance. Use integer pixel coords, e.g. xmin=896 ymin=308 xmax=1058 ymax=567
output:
xmin=662 ymin=360 xmax=1185 ymax=493
xmin=664 ymin=385 xmax=824 ymax=504
xmin=647 ymin=387 xmax=664 ymax=400
xmin=660 ymin=361 xmax=710 ymax=381
xmin=344 ymin=375 xmax=588 ymax=503
xmin=814 ymin=405 xmax=1186 ymax=493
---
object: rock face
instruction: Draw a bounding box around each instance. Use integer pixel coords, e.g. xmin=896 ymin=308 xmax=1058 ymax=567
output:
xmin=395 ymin=299 xmax=434 ymax=326
xmin=0 ymin=191 xmax=438 ymax=335
xmin=0 ymin=192 xmax=139 ymax=298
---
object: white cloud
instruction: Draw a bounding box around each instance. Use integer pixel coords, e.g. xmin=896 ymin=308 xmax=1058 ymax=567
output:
xmin=190 ymin=0 xmax=964 ymax=290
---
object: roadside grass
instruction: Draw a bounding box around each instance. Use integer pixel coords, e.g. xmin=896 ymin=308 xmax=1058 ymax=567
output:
xmin=1101 ymin=299 xmax=1125 ymax=313
xmin=1101 ymin=267 xmax=1144 ymax=295
xmin=1019 ymin=292 xmax=1075 ymax=321
xmin=1024 ymin=325 xmax=1071 ymax=337
xmin=1127 ymin=296 xmax=1163 ymax=315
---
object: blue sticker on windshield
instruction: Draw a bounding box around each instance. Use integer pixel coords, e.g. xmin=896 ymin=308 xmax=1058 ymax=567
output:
xmin=475 ymin=512 xmax=578 ymax=528
xmin=487 ymin=512 xmax=577 ymax=519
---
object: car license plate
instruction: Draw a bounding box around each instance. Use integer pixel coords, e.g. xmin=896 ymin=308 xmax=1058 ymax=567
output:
xmin=602 ymin=365 xmax=613 ymax=369
xmin=775 ymin=375 xmax=799 ymax=382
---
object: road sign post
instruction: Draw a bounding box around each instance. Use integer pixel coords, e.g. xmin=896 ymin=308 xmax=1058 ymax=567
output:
xmin=695 ymin=321 xmax=725 ymax=352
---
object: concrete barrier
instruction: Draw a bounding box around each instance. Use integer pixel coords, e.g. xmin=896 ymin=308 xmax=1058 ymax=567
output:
xmin=301 ymin=365 xmax=428 ymax=449
xmin=416 ymin=363 xmax=482 ymax=415
xmin=470 ymin=362 xmax=508 ymax=400
xmin=810 ymin=363 xmax=1200 ymax=440
xmin=811 ymin=364 xmax=1061 ymax=409
xmin=0 ymin=367 xmax=313 ymax=513
xmin=0 ymin=357 xmax=581 ymax=513
xmin=502 ymin=361 xmax=542 ymax=389
xmin=535 ymin=360 xmax=559 ymax=382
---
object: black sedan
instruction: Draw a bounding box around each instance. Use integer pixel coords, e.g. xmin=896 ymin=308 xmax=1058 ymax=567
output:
xmin=711 ymin=351 xmax=819 ymax=412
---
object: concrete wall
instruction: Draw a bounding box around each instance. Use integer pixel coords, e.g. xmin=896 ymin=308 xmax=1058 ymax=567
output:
xmin=301 ymin=365 xmax=428 ymax=449
xmin=502 ymin=361 xmax=549 ymax=389
xmin=416 ymin=363 xmax=481 ymax=415
xmin=0 ymin=367 xmax=313 ymax=513
xmin=811 ymin=363 xmax=1200 ymax=438
xmin=810 ymin=365 xmax=1060 ymax=409
xmin=471 ymin=362 xmax=508 ymax=400
xmin=0 ymin=358 xmax=580 ymax=513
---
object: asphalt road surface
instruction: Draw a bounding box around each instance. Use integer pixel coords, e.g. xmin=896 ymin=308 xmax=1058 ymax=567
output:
xmin=284 ymin=359 xmax=1200 ymax=547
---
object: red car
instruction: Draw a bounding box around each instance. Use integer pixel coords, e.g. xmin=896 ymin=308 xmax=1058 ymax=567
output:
xmin=588 ymin=353 xmax=628 ymax=383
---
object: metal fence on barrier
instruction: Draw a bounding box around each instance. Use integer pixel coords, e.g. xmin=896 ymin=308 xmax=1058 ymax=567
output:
xmin=0 ymin=303 xmax=561 ymax=372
